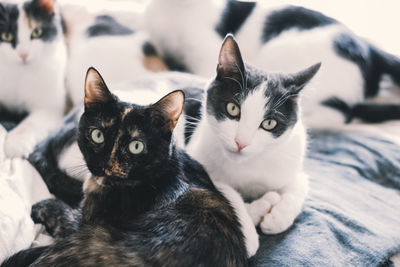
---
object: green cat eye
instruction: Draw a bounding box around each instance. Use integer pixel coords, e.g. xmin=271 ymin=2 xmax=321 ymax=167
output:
xmin=1 ymin=32 xmax=14 ymax=42
xmin=31 ymin=27 xmax=43 ymax=39
xmin=226 ymin=102 xmax=240 ymax=117
xmin=91 ymin=129 xmax=104 ymax=144
xmin=129 ymin=140 xmax=144 ymax=154
xmin=261 ymin=119 xmax=277 ymax=131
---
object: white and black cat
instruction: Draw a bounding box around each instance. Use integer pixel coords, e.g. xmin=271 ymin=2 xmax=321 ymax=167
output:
xmin=1 ymin=68 xmax=252 ymax=267
xmin=185 ymin=35 xmax=319 ymax=234
xmin=0 ymin=0 xmax=67 ymax=157
xmin=144 ymin=0 xmax=400 ymax=127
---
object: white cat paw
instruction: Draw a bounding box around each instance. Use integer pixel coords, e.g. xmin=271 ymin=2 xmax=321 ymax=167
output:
xmin=4 ymin=131 xmax=36 ymax=158
xmin=246 ymin=191 xmax=281 ymax=225
xmin=259 ymin=203 xmax=294 ymax=234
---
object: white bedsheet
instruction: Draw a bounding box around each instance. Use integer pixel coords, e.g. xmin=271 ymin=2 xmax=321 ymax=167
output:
xmin=0 ymin=126 xmax=52 ymax=262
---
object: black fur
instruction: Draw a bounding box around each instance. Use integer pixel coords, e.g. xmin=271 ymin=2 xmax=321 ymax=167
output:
xmin=28 ymin=107 xmax=84 ymax=207
xmin=1 ymin=246 xmax=49 ymax=267
xmin=352 ymin=104 xmax=400 ymax=123
xmin=215 ymin=0 xmax=256 ymax=38
xmin=86 ymin=15 xmax=133 ymax=37
xmin=0 ymin=3 xmax=19 ymax=48
xmin=0 ymin=108 xmax=27 ymax=131
xmin=31 ymin=198 xmax=80 ymax=239
xmin=163 ymin=52 xmax=189 ymax=72
xmin=262 ymin=5 xmax=337 ymax=43
xmin=321 ymin=97 xmax=353 ymax=123
xmin=142 ymin=41 xmax=158 ymax=56
xmin=8 ymin=69 xmax=248 ymax=266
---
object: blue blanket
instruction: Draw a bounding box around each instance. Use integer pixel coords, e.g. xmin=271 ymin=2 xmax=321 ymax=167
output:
xmin=252 ymin=130 xmax=400 ymax=266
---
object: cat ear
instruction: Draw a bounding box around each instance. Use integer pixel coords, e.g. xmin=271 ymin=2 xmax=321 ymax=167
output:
xmin=284 ymin=62 xmax=321 ymax=97
xmin=84 ymin=67 xmax=115 ymax=108
xmin=217 ymin=34 xmax=245 ymax=79
xmin=34 ymin=0 xmax=56 ymax=13
xmin=151 ymin=90 xmax=185 ymax=132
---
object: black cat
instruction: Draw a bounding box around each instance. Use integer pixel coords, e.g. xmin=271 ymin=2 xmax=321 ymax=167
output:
xmin=1 ymin=68 xmax=248 ymax=267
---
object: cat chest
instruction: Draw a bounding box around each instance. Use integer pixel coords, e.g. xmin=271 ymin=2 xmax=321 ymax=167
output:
xmin=208 ymin=159 xmax=296 ymax=199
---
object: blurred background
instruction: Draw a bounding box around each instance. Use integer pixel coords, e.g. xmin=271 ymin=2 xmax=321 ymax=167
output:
xmin=59 ymin=0 xmax=400 ymax=57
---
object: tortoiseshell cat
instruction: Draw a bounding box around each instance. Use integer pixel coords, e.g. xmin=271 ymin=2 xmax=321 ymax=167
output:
xmin=1 ymin=68 xmax=249 ymax=267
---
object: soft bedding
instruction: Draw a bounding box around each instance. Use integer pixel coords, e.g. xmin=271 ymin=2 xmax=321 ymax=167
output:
xmin=0 ymin=126 xmax=52 ymax=262
xmin=252 ymin=130 xmax=400 ymax=266
xmin=1 ymin=123 xmax=400 ymax=265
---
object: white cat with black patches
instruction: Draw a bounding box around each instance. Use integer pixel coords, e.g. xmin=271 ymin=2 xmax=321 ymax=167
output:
xmin=65 ymin=12 xmax=168 ymax=106
xmin=187 ymin=35 xmax=320 ymax=234
xmin=145 ymin=0 xmax=400 ymax=126
xmin=0 ymin=0 xmax=67 ymax=158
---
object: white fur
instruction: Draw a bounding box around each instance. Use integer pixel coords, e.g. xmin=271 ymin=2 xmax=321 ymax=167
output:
xmin=143 ymin=0 xmax=223 ymax=77
xmin=0 ymin=2 xmax=67 ymax=158
xmin=187 ymin=84 xmax=309 ymax=234
xmin=214 ymin=182 xmax=259 ymax=257
xmin=66 ymin=24 xmax=156 ymax=105
xmin=143 ymin=1 xmax=366 ymax=127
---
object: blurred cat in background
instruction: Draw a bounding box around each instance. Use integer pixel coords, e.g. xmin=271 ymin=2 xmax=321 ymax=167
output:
xmin=0 ymin=0 xmax=67 ymax=158
xmin=62 ymin=7 xmax=168 ymax=106
xmin=144 ymin=0 xmax=400 ymax=127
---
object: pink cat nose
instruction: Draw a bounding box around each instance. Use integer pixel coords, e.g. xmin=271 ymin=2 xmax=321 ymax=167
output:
xmin=19 ymin=52 xmax=28 ymax=62
xmin=235 ymin=139 xmax=247 ymax=152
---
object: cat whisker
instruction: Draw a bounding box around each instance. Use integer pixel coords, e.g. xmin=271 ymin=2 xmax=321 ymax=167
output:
xmin=184 ymin=115 xmax=202 ymax=123
xmin=184 ymin=97 xmax=203 ymax=103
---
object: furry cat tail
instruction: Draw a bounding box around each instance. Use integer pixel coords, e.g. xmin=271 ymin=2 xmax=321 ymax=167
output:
xmin=323 ymin=97 xmax=400 ymax=123
xmin=1 ymin=246 xmax=49 ymax=267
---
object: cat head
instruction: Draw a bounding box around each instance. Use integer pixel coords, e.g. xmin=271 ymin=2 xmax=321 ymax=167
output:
xmin=0 ymin=0 xmax=63 ymax=64
xmin=206 ymin=34 xmax=320 ymax=160
xmin=78 ymin=67 xmax=184 ymax=185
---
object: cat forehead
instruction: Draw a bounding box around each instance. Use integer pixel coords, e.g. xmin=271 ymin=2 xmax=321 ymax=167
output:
xmin=104 ymin=103 xmax=150 ymax=129
xmin=239 ymin=72 xmax=286 ymax=102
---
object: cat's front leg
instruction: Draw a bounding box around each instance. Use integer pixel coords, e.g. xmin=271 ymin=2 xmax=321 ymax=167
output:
xmin=4 ymin=110 xmax=62 ymax=158
xmin=31 ymin=199 xmax=80 ymax=239
xmin=259 ymin=172 xmax=309 ymax=234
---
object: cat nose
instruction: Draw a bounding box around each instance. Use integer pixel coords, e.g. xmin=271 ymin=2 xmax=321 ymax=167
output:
xmin=18 ymin=52 xmax=28 ymax=63
xmin=235 ymin=139 xmax=247 ymax=152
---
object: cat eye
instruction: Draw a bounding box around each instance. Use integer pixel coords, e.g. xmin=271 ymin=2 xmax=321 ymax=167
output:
xmin=129 ymin=140 xmax=145 ymax=154
xmin=91 ymin=129 xmax=104 ymax=144
xmin=31 ymin=27 xmax=43 ymax=39
xmin=226 ymin=102 xmax=240 ymax=117
xmin=1 ymin=32 xmax=14 ymax=42
xmin=261 ymin=119 xmax=277 ymax=131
